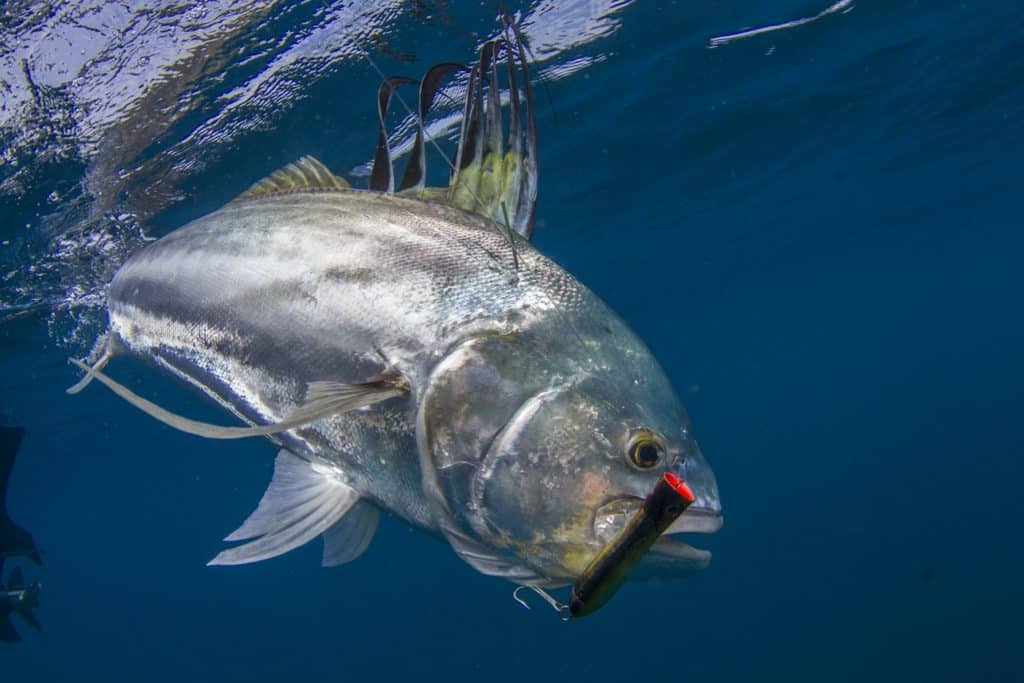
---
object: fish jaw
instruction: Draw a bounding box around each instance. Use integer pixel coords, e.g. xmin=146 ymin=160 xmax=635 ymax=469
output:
xmin=455 ymin=370 xmax=722 ymax=585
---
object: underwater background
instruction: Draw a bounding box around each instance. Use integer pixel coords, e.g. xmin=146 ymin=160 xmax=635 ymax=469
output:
xmin=2 ymin=0 xmax=1022 ymax=680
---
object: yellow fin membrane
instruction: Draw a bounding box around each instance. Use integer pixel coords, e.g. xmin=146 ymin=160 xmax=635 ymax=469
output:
xmin=235 ymin=155 xmax=350 ymax=201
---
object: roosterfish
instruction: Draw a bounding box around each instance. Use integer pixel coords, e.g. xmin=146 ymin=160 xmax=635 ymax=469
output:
xmin=69 ymin=22 xmax=722 ymax=615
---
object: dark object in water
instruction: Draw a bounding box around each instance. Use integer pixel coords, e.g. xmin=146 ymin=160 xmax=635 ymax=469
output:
xmin=0 ymin=427 xmax=42 ymax=642
xmin=0 ymin=566 xmax=41 ymax=643
xmin=569 ymin=472 xmax=695 ymax=618
xmin=0 ymin=427 xmax=41 ymax=574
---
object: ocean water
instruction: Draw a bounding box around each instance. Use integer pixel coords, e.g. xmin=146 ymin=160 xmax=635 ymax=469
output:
xmin=2 ymin=0 xmax=1022 ymax=680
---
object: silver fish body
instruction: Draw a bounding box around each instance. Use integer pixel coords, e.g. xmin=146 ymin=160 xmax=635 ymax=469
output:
xmin=81 ymin=27 xmax=723 ymax=593
xmin=103 ymin=188 xmax=721 ymax=585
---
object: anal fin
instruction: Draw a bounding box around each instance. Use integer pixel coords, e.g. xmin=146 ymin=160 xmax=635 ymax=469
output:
xmin=209 ymin=450 xmax=375 ymax=566
xmin=322 ymin=499 xmax=379 ymax=567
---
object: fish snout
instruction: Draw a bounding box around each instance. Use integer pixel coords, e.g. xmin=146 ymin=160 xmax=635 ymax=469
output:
xmin=677 ymin=444 xmax=721 ymax=523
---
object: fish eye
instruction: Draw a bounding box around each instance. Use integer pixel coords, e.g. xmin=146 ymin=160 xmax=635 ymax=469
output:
xmin=626 ymin=430 xmax=665 ymax=470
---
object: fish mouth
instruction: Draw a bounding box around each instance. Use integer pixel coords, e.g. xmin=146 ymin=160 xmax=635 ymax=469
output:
xmin=593 ymin=497 xmax=723 ymax=570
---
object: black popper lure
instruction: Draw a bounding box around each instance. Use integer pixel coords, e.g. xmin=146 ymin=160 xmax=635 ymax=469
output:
xmin=568 ymin=473 xmax=696 ymax=618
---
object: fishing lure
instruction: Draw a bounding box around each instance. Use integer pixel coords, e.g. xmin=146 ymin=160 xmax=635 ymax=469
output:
xmin=569 ymin=472 xmax=696 ymax=618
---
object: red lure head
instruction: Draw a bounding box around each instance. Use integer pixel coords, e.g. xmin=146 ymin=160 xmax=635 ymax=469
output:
xmin=662 ymin=471 xmax=696 ymax=503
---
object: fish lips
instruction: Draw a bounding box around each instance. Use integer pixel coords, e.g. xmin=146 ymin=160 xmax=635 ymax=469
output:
xmin=592 ymin=497 xmax=723 ymax=575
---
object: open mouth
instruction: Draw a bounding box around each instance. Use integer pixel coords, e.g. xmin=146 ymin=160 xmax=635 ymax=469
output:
xmin=593 ymin=497 xmax=722 ymax=573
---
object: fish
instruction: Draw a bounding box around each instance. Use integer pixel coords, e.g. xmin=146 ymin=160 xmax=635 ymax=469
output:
xmin=0 ymin=426 xmax=42 ymax=642
xmin=69 ymin=21 xmax=723 ymax=604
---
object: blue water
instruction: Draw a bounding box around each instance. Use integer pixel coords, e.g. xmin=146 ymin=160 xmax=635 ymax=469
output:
xmin=2 ymin=1 xmax=1022 ymax=680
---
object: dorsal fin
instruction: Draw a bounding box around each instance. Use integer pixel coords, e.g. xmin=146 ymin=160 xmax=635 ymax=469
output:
xmin=446 ymin=21 xmax=538 ymax=239
xmin=370 ymin=18 xmax=538 ymax=238
xmin=236 ymin=155 xmax=350 ymax=201
xmin=398 ymin=62 xmax=466 ymax=193
xmin=369 ymin=76 xmax=417 ymax=194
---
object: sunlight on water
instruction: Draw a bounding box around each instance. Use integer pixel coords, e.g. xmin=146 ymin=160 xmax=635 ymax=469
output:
xmin=0 ymin=0 xmax=632 ymax=347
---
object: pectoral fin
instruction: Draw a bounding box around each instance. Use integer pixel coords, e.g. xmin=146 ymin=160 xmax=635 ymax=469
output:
xmin=210 ymin=450 xmax=377 ymax=566
xmin=68 ymin=358 xmax=407 ymax=440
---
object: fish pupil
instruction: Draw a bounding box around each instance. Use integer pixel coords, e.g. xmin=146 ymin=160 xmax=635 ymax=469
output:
xmin=634 ymin=443 xmax=661 ymax=467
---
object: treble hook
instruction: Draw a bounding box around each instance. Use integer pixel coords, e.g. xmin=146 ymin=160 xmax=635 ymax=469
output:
xmin=512 ymin=586 xmax=571 ymax=621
